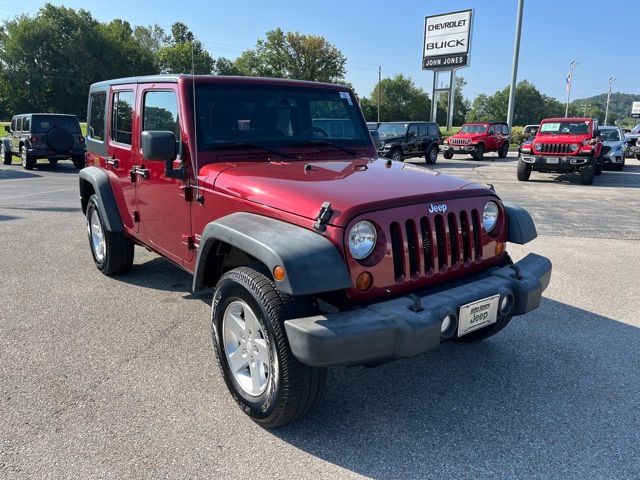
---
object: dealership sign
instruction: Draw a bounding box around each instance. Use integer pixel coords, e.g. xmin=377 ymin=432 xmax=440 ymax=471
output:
xmin=632 ymin=101 xmax=640 ymax=118
xmin=422 ymin=9 xmax=473 ymax=70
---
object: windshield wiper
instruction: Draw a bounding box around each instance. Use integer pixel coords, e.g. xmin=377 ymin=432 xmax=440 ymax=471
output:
xmin=288 ymin=139 xmax=358 ymax=157
xmin=205 ymin=142 xmax=294 ymax=158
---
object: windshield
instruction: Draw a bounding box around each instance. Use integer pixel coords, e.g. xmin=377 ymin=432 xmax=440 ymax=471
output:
xmin=377 ymin=123 xmax=408 ymax=138
xmin=194 ymin=84 xmax=368 ymax=151
xmin=539 ymin=121 xmax=591 ymax=135
xmin=33 ymin=115 xmax=80 ymax=133
xmin=460 ymin=125 xmax=487 ymax=134
xmin=600 ymin=129 xmax=620 ymax=141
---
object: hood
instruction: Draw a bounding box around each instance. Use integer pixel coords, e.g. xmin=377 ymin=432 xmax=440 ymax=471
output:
xmin=533 ymin=133 xmax=590 ymax=143
xmin=205 ymin=157 xmax=492 ymax=227
xmin=451 ymin=132 xmax=485 ymax=141
xmin=603 ymin=140 xmax=623 ymax=147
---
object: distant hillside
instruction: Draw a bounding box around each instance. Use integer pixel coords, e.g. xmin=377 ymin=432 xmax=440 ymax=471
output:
xmin=570 ymin=92 xmax=640 ymax=125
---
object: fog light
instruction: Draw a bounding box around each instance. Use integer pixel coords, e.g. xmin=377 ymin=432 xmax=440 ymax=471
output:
xmin=495 ymin=241 xmax=505 ymax=257
xmin=356 ymin=271 xmax=373 ymax=292
xmin=441 ymin=315 xmax=452 ymax=333
xmin=273 ymin=265 xmax=286 ymax=281
xmin=500 ymin=294 xmax=513 ymax=315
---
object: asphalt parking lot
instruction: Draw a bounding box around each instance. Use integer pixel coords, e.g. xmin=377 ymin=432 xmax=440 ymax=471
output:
xmin=1 ymin=153 xmax=639 ymax=479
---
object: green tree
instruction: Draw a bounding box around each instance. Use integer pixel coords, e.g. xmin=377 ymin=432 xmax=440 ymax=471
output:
xmin=232 ymin=28 xmax=346 ymax=83
xmin=360 ymin=74 xmax=431 ymax=122
xmin=157 ymin=22 xmax=214 ymax=74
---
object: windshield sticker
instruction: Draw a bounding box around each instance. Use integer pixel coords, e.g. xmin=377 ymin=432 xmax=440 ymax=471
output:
xmin=402 ymin=164 xmax=438 ymax=176
xmin=540 ymin=123 xmax=560 ymax=132
xmin=339 ymin=91 xmax=353 ymax=105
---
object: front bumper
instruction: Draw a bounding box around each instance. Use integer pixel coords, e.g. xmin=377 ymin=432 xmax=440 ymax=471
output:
xmin=442 ymin=144 xmax=475 ymax=153
xmin=520 ymin=153 xmax=593 ymax=171
xmin=284 ymin=253 xmax=552 ymax=367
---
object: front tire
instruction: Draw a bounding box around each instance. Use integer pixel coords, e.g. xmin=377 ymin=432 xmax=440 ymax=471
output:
xmin=86 ymin=194 xmax=134 ymax=275
xmin=1 ymin=144 xmax=11 ymax=165
xmin=443 ymin=151 xmax=454 ymax=160
xmin=72 ymin=155 xmax=85 ymax=169
xmin=212 ymin=267 xmax=327 ymax=428
xmin=390 ymin=148 xmax=403 ymax=162
xmin=472 ymin=144 xmax=484 ymax=161
xmin=517 ymin=160 xmax=531 ymax=181
xmin=498 ymin=142 xmax=509 ymax=158
xmin=21 ymin=145 xmax=35 ymax=170
xmin=595 ymin=162 xmax=603 ymax=176
xmin=425 ymin=146 xmax=438 ymax=164
xmin=579 ymin=165 xmax=595 ymax=185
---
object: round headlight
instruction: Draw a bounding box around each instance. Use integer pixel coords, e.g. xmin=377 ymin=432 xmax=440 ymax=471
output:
xmin=483 ymin=201 xmax=499 ymax=233
xmin=349 ymin=221 xmax=377 ymax=260
xmin=533 ymin=143 xmax=542 ymax=151
xmin=569 ymin=143 xmax=579 ymax=152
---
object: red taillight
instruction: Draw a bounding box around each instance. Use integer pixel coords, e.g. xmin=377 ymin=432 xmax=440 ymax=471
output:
xmin=30 ymin=135 xmax=38 ymax=143
xmin=78 ymin=136 xmax=85 ymax=144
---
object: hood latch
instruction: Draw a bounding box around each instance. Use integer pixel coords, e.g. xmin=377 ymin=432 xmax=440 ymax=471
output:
xmin=314 ymin=201 xmax=333 ymax=232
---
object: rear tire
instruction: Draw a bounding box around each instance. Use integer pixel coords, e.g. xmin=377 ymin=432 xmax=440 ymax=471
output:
xmin=212 ymin=267 xmax=327 ymax=428
xmin=21 ymin=145 xmax=35 ymax=170
xmin=498 ymin=142 xmax=509 ymax=158
xmin=72 ymin=155 xmax=85 ymax=169
xmin=472 ymin=144 xmax=484 ymax=161
xmin=579 ymin=165 xmax=595 ymax=185
xmin=517 ymin=160 xmax=531 ymax=181
xmin=425 ymin=146 xmax=438 ymax=164
xmin=595 ymin=162 xmax=603 ymax=176
xmin=86 ymin=194 xmax=134 ymax=275
xmin=1 ymin=144 xmax=11 ymax=165
xmin=443 ymin=151 xmax=454 ymax=160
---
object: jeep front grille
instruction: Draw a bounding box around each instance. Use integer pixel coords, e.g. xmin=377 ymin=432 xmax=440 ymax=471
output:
xmin=538 ymin=143 xmax=571 ymax=154
xmin=449 ymin=138 xmax=471 ymax=145
xmin=389 ymin=209 xmax=482 ymax=282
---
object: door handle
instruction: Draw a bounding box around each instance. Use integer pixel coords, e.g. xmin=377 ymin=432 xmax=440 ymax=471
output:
xmin=106 ymin=157 xmax=119 ymax=168
xmin=132 ymin=166 xmax=150 ymax=180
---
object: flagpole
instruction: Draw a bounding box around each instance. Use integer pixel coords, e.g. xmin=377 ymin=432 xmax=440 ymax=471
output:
xmin=565 ymin=60 xmax=577 ymax=117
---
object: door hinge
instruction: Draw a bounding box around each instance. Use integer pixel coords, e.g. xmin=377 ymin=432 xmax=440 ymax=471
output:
xmin=182 ymin=235 xmax=196 ymax=250
xmin=313 ymin=201 xmax=333 ymax=232
xmin=132 ymin=210 xmax=140 ymax=223
xmin=179 ymin=185 xmax=193 ymax=202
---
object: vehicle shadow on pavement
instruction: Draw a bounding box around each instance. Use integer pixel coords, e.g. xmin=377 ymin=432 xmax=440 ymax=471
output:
xmin=527 ymin=163 xmax=640 ymax=189
xmin=0 ymin=214 xmax=22 ymax=222
xmin=0 ymin=168 xmax=42 ymax=180
xmin=274 ymin=298 xmax=640 ymax=479
xmin=6 ymin=206 xmax=80 ymax=213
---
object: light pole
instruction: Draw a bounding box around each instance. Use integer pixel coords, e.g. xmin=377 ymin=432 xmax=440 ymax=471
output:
xmin=565 ymin=60 xmax=578 ymax=117
xmin=377 ymin=66 xmax=381 ymax=123
xmin=604 ymin=76 xmax=616 ymax=125
xmin=506 ymin=0 xmax=524 ymax=130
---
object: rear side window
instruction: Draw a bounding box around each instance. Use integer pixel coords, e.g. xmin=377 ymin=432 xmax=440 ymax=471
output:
xmin=502 ymin=125 xmax=509 ymax=135
xmin=142 ymin=90 xmax=180 ymax=137
xmin=88 ymin=92 xmax=107 ymax=141
xmin=488 ymin=125 xmax=495 ymax=134
xmin=23 ymin=117 xmax=30 ymax=132
xmin=16 ymin=117 xmax=22 ymax=131
xmin=418 ymin=124 xmax=428 ymax=136
xmin=111 ymin=91 xmax=135 ymax=145
xmin=428 ymin=124 xmax=438 ymax=136
xmin=11 ymin=118 xmax=16 ymax=132
xmin=408 ymin=124 xmax=419 ymax=136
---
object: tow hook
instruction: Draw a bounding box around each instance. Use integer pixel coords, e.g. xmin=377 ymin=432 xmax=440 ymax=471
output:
xmin=407 ymin=294 xmax=424 ymax=313
xmin=313 ymin=201 xmax=334 ymax=232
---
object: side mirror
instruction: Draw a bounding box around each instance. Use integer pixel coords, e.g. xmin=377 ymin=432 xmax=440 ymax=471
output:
xmin=407 ymin=131 xmax=417 ymax=138
xmin=4 ymin=125 xmax=10 ymax=133
xmin=141 ymin=130 xmax=185 ymax=180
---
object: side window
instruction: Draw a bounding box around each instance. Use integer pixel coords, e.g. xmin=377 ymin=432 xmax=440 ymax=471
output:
xmin=502 ymin=125 xmax=509 ymax=135
xmin=418 ymin=124 xmax=428 ymax=136
xmin=16 ymin=117 xmax=23 ymax=132
xmin=488 ymin=125 xmax=495 ymax=135
xmin=10 ymin=118 xmax=16 ymax=132
xmin=408 ymin=124 xmax=419 ymax=137
xmin=428 ymin=124 xmax=438 ymax=136
xmin=143 ymin=90 xmax=180 ymax=154
xmin=111 ymin=91 xmax=135 ymax=145
xmin=88 ymin=92 xmax=106 ymax=141
xmin=23 ymin=117 xmax=30 ymax=132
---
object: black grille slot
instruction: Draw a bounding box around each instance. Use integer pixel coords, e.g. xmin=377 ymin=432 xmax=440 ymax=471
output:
xmin=460 ymin=210 xmax=471 ymax=262
xmin=420 ymin=217 xmax=433 ymax=273
xmin=447 ymin=213 xmax=459 ymax=266
xmin=471 ymin=209 xmax=482 ymax=259
xmin=405 ymin=220 xmax=419 ymax=277
xmin=434 ymin=215 xmax=447 ymax=270
xmin=390 ymin=222 xmax=405 ymax=280
xmin=540 ymin=143 xmax=569 ymax=154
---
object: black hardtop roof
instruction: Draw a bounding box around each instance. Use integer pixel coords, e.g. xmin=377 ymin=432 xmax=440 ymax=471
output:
xmin=379 ymin=121 xmax=436 ymax=124
xmin=89 ymin=74 xmax=349 ymax=91
xmin=12 ymin=113 xmax=78 ymax=118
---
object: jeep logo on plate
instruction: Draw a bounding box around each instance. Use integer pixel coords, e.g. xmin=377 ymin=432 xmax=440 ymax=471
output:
xmin=428 ymin=203 xmax=448 ymax=213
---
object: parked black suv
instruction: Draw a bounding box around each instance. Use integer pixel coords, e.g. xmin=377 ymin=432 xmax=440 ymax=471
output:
xmin=2 ymin=113 xmax=86 ymax=170
xmin=377 ymin=121 xmax=441 ymax=164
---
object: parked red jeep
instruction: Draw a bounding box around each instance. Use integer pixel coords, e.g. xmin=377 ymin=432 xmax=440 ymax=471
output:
xmin=518 ymin=117 xmax=604 ymax=185
xmin=79 ymin=75 xmax=551 ymax=428
xmin=442 ymin=122 xmax=510 ymax=160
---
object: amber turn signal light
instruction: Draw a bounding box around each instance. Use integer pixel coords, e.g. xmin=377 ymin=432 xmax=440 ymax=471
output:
xmin=273 ymin=265 xmax=286 ymax=281
xmin=355 ymin=271 xmax=373 ymax=292
xmin=495 ymin=241 xmax=505 ymax=257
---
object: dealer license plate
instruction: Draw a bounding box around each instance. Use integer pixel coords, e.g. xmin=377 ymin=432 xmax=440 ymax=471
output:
xmin=545 ymin=157 xmax=559 ymax=164
xmin=457 ymin=295 xmax=500 ymax=337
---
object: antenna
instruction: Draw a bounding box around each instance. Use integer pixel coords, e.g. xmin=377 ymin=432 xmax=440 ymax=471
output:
xmin=191 ymin=42 xmax=200 ymax=192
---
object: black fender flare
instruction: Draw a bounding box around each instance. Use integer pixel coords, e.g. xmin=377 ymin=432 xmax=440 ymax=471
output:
xmin=78 ymin=166 xmax=124 ymax=232
xmin=504 ymin=202 xmax=537 ymax=244
xmin=193 ymin=212 xmax=353 ymax=296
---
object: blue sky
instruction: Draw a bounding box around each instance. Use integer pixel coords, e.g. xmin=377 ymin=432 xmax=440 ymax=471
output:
xmin=2 ymin=0 xmax=638 ymax=102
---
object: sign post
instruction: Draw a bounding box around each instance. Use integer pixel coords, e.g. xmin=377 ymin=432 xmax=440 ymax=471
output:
xmin=631 ymin=101 xmax=640 ymax=119
xmin=423 ymin=9 xmax=473 ymax=131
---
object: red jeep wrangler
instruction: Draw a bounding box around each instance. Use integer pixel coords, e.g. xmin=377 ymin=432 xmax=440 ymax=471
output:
xmin=518 ymin=117 xmax=603 ymax=185
xmin=442 ymin=122 xmax=510 ymax=161
xmin=79 ymin=75 xmax=551 ymax=428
